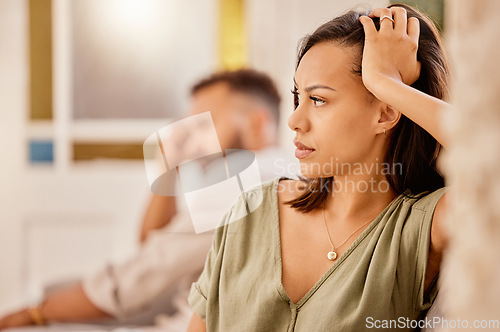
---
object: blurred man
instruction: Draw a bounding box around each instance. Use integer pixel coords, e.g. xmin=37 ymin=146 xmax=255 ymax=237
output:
xmin=0 ymin=69 xmax=296 ymax=331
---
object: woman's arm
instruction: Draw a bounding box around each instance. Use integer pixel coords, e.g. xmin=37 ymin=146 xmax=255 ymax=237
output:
xmin=425 ymin=192 xmax=448 ymax=292
xmin=359 ymin=7 xmax=450 ymax=148
xmin=366 ymin=76 xmax=450 ymax=149
xmin=186 ymin=313 xmax=207 ymax=332
xmin=360 ymin=6 xmax=452 ymax=295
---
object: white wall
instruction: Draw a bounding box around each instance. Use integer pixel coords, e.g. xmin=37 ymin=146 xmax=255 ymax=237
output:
xmin=0 ymin=0 xmax=28 ymax=314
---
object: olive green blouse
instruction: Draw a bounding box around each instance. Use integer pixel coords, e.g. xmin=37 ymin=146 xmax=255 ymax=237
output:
xmin=189 ymin=178 xmax=447 ymax=331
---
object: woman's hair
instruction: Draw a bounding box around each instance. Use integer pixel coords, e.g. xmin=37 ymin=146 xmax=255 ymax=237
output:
xmin=287 ymin=3 xmax=449 ymax=213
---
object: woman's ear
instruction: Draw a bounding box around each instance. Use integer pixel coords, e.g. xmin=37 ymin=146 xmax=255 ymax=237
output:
xmin=377 ymin=104 xmax=401 ymax=134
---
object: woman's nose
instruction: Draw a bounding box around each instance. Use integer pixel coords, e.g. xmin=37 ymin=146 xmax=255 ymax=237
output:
xmin=288 ymin=104 xmax=310 ymax=133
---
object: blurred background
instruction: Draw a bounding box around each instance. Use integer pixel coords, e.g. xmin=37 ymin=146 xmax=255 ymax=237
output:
xmin=0 ymin=0 xmax=445 ymax=315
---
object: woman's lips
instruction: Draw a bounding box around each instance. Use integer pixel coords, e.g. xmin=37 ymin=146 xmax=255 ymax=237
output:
xmin=295 ymin=148 xmax=314 ymax=159
xmin=293 ymin=140 xmax=315 ymax=159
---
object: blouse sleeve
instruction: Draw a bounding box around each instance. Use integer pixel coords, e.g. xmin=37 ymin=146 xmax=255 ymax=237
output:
xmin=188 ymin=182 xmax=262 ymax=322
xmin=187 ymin=217 xmax=228 ymax=322
xmin=411 ymin=187 xmax=448 ymax=312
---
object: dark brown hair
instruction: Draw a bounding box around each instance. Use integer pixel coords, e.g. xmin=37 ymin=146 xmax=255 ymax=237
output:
xmin=191 ymin=69 xmax=281 ymax=124
xmin=287 ymin=3 xmax=448 ymax=213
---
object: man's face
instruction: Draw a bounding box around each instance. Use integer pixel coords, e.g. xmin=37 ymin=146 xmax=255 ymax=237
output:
xmin=188 ymin=82 xmax=246 ymax=151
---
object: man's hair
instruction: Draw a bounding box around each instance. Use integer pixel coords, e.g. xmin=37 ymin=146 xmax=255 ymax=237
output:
xmin=191 ymin=69 xmax=281 ymax=124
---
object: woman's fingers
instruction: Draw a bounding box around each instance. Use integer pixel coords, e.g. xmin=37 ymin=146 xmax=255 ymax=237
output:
xmin=391 ymin=7 xmax=408 ymax=34
xmin=369 ymin=7 xmax=418 ymax=39
xmin=407 ymin=17 xmax=420 ymax=45
xmin=359 ymin=16 xmax=377 ymax=38
xmin=369 ymin=8 xmax=394 ymax=31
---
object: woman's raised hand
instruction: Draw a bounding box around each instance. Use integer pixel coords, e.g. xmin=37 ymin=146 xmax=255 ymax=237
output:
xmin=359 ymin=7 xmax=421 ymax=94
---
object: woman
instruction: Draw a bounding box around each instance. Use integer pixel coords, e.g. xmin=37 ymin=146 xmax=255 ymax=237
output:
xmin=187 ymin=4 xmax=450 ymax=331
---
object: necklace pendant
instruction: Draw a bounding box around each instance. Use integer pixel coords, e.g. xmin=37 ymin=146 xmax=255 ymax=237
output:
xmin=327 ymin=251 xmax=337 ymax=261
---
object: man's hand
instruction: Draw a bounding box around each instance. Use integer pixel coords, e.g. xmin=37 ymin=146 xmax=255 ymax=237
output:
xmin=0 ymin=308 xmax=33 ymax=329
xmin=1 ymin=283 xmax=111 ymax=330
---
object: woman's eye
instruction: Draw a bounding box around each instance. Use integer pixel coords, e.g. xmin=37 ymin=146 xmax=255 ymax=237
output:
xmin=291 ymin=89 xmax=300 ymax=109
xmin=295 ymin=94 xmax=301 ymax=108
xmin=310 ymin=96 xmax=325 ymax=107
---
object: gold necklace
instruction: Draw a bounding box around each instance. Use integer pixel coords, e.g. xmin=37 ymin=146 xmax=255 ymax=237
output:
xmin=322 ymin=205 xmax=373 ymax=261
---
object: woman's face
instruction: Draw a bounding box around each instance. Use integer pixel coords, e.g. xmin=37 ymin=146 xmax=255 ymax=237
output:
xmin=289 ymin=42 xmax=383 ymax=178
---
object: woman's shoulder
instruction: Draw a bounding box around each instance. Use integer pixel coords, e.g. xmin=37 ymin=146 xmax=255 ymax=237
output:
xmin=220 ymin=177 xmax=284 ymax=228
xmin=219 ymin=177 xmax=307 ymax=230
xmin=403 ymin=187 xmax=449 ymax=212
xmin=240 ymin=177 xmax=307 ymax=206
xmin=276 ymin=177 xmax=308 ymax=202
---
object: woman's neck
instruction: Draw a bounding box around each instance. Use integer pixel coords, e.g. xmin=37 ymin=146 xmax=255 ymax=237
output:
xmin=325 ymin=170 xmax=398 ymax=222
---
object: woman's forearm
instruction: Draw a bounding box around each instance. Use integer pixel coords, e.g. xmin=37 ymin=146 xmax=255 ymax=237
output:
xmin=370 ymin=75 xmax=450 ymax=148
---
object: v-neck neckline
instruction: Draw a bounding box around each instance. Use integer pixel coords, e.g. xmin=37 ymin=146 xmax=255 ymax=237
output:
xmin=271 ymin=178 xmax=404 ymax=309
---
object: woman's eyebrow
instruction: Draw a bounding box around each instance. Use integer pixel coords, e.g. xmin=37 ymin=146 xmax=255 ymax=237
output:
xmin=293 ymin=78 xmax=336 ymax=92
xmin=304 ymin=84 xmax=336 ymax=92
